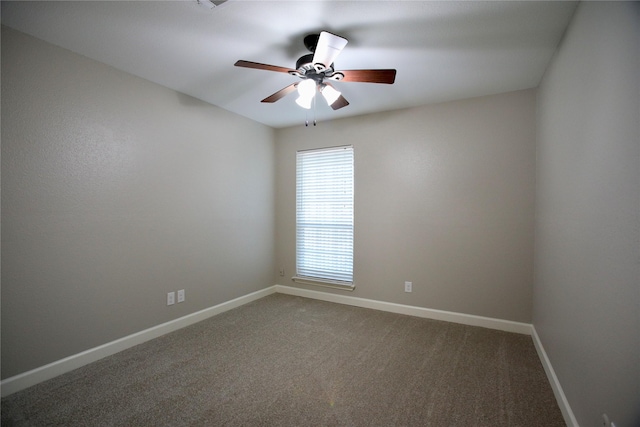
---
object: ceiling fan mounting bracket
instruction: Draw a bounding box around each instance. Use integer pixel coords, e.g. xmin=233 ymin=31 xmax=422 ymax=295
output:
xmin=303 ymin=34 xmax=320 ymax=53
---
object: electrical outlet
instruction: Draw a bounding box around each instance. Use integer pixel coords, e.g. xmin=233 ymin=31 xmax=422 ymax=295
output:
xmin=177 ymin=289 xmax=185 ymax=303
xmin=279 ymin=268 xmax=285 ymax=277
xmin=404 ymin=281 xmax=412 ymax=292
xmin=167 ymin=292 xmax=175 ymax=306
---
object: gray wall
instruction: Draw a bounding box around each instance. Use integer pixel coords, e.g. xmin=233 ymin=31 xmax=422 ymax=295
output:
xmin=1 ymin=26 xmax=276 ymax=379
xmin=275 ymin=89 xmax=536 ymax=323
xmin=534 ymin=2 xmax=640 ymax=427
xmin=5 ymin=5 xmax=638 ymax=424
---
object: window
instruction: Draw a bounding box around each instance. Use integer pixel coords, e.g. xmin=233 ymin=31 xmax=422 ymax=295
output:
xmin=294 ymin=145 xmax=354 ymax=290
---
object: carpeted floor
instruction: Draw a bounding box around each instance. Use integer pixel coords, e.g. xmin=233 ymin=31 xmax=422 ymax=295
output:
xmin=1 ymin=293 xmax=565 ymax=426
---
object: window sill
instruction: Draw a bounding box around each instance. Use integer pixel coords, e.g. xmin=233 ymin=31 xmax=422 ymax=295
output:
xmin=291 ymin=276 xmax=355 ymax=292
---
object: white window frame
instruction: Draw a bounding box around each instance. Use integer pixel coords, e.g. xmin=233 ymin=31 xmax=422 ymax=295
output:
xmin=293 ymin=145 xmax=355 ymax=291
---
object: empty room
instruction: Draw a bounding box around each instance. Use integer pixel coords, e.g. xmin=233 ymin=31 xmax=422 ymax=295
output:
xmin=1 ymin=1 xmax=638 ymax=426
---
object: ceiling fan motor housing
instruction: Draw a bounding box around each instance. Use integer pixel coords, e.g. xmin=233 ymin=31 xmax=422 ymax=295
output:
xmin=293 ymin=53 xmax=343 ymax=82
xmin=295 ymin=53 xmax=315 ymax=72
xmin=290 ymin=33 xmax=345 ymax=82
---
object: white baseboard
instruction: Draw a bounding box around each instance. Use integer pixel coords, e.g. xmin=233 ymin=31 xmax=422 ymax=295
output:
xmin=274 ymin=284 xmax=533 ymax=335
xmin=3 ymin=282 xmax=568 ymax=417
xmin=531 ymin=326 xmax=579 ymax=427
xmin=0 ymin=286 xmax=276 ymax=397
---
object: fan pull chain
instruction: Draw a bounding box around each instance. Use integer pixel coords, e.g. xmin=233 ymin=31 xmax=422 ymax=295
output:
xmin=313 ymin=91 xmax=317 ymax=126
xmin=303 ymin=87 xmax=318 ymax=127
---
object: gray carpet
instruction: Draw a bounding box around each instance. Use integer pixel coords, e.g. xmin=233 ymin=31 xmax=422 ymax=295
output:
xmin=2 ymin=294 xmax=565 ymax=426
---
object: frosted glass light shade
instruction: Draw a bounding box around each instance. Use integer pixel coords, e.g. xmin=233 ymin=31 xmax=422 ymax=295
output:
xmin=296 ymin=79 xmax=316 ymax=109
xmin=321 ymin=84 xmax=341 ymax=106
xmin=295 ymin=95 xmax=313 ymax=109
xmin=297 ymin=79 xmax=316 ymax=98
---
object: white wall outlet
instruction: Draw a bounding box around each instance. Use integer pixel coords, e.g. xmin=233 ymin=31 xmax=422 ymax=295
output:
xmin=177 ymin=289 xmax=185 ymax=303
xmin=167 ymin=291 xmax=175 ymax=306
xmin=279 ymin=268 xmax=285 ymax=277
xmin=404 ymin=281 xmax=412 ymax=292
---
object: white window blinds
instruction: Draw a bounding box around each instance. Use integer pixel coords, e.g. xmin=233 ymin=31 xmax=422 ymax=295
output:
xmin=296 ymin=146 xmax=354 ymax=285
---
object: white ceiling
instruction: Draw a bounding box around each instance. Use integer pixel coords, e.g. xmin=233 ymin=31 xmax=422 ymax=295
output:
xmin=1 ymin=0 xmax=578 ymax=128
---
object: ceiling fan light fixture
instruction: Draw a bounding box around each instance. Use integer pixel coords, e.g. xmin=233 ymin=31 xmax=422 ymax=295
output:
xmin=295 ymin=95 xmax=313 ymax=109
xmin=297 ymin=79 xmax=316 ymax=98
xmin=320 ymin=84 xmax=341 ymax=106
xmin=295 ymin=79 xmax=317 ymax=109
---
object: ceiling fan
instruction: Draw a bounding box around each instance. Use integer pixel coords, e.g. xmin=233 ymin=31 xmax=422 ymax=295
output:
xmin=234 ymin=31 xmax=396 ymax=111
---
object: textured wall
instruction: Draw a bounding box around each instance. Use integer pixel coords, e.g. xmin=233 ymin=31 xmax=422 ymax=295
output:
xmin=1 ymin=26 xmax=275 ymax=379
xmin=534 ymin=3 xmax=640 ymax=426
xmin=275 ymin=90 xmax=536 ymax=323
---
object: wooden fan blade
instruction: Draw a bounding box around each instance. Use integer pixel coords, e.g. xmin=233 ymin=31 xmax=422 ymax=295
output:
xmin=312 ymin=31 xmax=348 ymax=68
xmin=234 ymin=60 xmax=295 ymax=74
xmin=331 ymin=95 xmax=350 ymax=110
xmin=339 ymin=69 xmax=397 ymax=84
xmin=261 ymin=83 xmax=298 ymax=103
